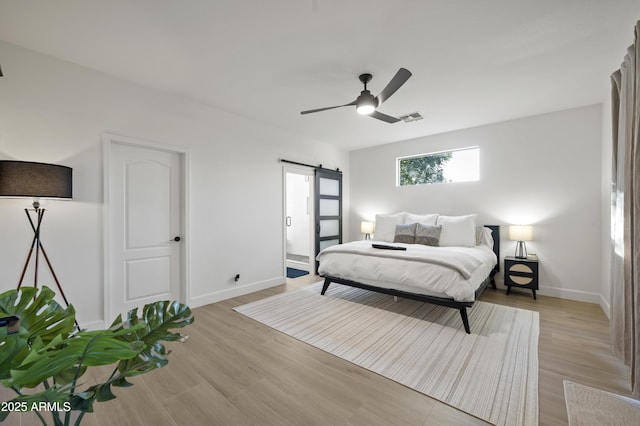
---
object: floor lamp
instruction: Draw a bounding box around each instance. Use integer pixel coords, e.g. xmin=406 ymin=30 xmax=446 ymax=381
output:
xmin=0 ymin=161 xmax=76 ymax=326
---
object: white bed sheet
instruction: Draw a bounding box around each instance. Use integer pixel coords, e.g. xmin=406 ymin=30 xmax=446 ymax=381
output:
xmin=316 ymin=240 xmax=497 ymax=302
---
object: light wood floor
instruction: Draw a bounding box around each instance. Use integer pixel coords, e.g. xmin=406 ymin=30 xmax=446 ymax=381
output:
xmin=4 ymin=276 xmax=631 ymax=425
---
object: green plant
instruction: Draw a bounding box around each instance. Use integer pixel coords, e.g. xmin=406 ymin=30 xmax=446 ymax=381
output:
xmin=399 ymin=152 xmax=452 ymax=186
xmin=0 ymin=286 xmax=194 ymax=425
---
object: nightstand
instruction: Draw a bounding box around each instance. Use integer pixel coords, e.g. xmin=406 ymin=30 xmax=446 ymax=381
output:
xmin=504 ymin=256 xmax=539 ymax=299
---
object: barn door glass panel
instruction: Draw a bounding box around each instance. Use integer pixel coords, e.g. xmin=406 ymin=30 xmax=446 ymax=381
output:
xmin=314 ymin=168 xmax=342 ymax=270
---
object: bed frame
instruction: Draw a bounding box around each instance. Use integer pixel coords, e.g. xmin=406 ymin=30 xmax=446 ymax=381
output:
xmin=320 ymin=225 xmax=500 ymax=334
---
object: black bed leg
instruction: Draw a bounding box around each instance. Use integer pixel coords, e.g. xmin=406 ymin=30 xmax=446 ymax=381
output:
xmin=490 ymin=277 xmax=497 ymax=289
xmin=460 ymin=308 xmax=471 ymax=334
xmin=321 ymin=278 xmax=331 ymax=295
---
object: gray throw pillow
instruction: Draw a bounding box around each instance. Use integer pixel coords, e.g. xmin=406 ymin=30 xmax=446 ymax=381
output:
xmin=393 ymin=223 xmax=417 ymax=244
xmin=415 ymin=224 xmax=442 ymax=246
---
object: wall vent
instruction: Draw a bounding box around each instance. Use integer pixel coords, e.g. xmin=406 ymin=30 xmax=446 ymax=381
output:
xmin=399 ymin=112 xmax=423 ymax=123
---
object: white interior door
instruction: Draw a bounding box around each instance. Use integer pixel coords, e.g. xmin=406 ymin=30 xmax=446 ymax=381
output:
xmin=106 ymin=140 xmax=184 ymax=322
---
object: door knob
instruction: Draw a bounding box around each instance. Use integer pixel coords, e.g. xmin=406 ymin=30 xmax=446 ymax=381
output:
xmin=172 ymin=236 xmax=181 ymax=242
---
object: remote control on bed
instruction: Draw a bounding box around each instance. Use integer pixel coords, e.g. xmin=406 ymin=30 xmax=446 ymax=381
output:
xmin=371 ymin=244 xmax=407 ymax=251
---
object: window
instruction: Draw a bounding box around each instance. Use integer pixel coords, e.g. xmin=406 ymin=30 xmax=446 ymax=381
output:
xmin=397 ymin=146 xmax=479 ymax=186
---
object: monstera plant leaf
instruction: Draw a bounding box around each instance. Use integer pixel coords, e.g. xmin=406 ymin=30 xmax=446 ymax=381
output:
xmin=5 ymin=327 xmax=145 ymax=389
xmin=0 ymin=286 xmax=76 ymax=342
xmin=64 ymin=301 xmax=194 ymax=414
xmin=0 ymin=286 xmax=76 ymax=380
xmin=112 ymin=300 xmax=194 ymax=377
xmin=0 ymin=287 xmax=194 ymax=425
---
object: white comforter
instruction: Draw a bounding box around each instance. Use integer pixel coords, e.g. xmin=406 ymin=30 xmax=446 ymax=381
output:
xmin=316 ymin=240 xmax=497 ymax=302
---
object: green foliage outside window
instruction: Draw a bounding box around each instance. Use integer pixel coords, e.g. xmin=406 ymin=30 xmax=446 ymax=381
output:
xmin=399 ymin=152 xmax=453 ymax=186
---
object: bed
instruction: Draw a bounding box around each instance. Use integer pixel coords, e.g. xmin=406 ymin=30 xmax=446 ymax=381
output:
xmin=316 ymin=220 xmax=500 ymax=334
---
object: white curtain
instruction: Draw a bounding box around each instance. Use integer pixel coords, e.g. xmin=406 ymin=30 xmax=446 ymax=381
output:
xmin=610 ymin=20 xmax=640 ymax=399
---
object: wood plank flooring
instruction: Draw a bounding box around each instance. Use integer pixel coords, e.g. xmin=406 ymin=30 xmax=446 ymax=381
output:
xmin=2 ymin=276 xmax=631 ymax=425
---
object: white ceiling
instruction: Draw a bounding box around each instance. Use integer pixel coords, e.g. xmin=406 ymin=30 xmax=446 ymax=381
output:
xmin=0 ymin=0 xmax=638 ymax=151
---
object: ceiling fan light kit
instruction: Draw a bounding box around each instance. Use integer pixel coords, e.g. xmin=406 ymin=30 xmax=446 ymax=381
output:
xmin=356 ymin=91 xmax=377 ymax=115
xmin=301 ymin=68 xmax=412 ymax=123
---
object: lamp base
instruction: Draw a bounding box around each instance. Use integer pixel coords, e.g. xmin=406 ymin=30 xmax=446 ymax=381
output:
xmin=514 ymin=241 xmax=528 ymax=259
xmin=18 ymin=207 xmax=80 ymax=331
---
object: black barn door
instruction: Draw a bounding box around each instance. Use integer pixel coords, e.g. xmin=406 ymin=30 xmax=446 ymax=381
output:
xmin=314 ymin=168 xmax=342 ymax=272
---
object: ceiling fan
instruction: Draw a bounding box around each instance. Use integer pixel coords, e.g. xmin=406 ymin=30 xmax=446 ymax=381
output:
xmin=300 ymin=68 xmax=412 ymax=123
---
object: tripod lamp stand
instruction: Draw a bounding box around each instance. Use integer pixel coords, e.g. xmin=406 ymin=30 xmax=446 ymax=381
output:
xmin=0 ymin=160 xmax=74 ymax=310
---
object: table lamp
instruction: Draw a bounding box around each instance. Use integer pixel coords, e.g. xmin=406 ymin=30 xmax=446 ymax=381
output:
xmin=361 ymin=221 xmax=374 ymax=240
xmin=509 ymin=225 xmax=533 ymax=259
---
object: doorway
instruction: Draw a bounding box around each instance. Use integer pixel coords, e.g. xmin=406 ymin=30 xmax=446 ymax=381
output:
xmin=284 ymin=168 xmax=314 ymax=274
xmin=103 ymin=133 xmax=188 ymax=323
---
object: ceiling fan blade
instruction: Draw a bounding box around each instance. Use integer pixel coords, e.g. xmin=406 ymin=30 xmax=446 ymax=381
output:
xmin=300 ymin=100 xmax=356 ymax=115
xmin=369 ymin=110 xmax=401 ymax=123
xmin=376 ymin=68 xmax=412 ymax=105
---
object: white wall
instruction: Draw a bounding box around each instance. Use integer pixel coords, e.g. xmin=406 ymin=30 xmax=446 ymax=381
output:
xmin=350 ymin=105 xmax=603 ymax=304
xmin=600 ymin=96 xmax=613 ymax=318
xmin=0 ymin=42 xmax=349 ymax=328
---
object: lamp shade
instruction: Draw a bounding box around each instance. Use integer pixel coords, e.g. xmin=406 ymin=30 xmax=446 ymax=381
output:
xmin=0 ymin=161 xmax=72 ymax=199
xmin=360 ymin=221 xmax=375 ymax=234
xmin=509 ymin=225 xmax=533 ymax=241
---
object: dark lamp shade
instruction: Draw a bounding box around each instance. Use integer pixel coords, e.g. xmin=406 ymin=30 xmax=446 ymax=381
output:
xmin=0 ymin=161 xmax=72 ymax=199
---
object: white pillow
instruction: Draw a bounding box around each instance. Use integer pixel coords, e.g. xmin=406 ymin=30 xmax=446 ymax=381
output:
xmin=374 ymin=212 xmax=406 ymax=242
xmin=437 ymin=214 xmax=477 ymax=247
xmin=405 ymin=213 xmax=438 ymax=226
xmin=478 ymin=226 xmax=495 ymax=247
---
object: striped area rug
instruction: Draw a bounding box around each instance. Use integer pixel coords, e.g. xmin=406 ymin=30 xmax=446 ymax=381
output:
xmin=564 ymin=381 xmax=640 ymax=425
xmin=234 ymin=281 xmax=539 ymax=426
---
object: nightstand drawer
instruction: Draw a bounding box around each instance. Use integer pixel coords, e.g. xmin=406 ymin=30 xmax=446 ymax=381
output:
xmin=504 ymin=256 xmax=539 ymax=299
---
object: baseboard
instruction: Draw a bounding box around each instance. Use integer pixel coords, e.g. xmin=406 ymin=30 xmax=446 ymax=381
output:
xmin=80 ymin=319 xmax=107 ymax=331
xmin=80 ymin=278 xmax=285 ymax=329
xmin=496 ymin=281 xmax=611 ymax=317
xmin=189 ymin=276 xmax=285 ymax=308
xmin=537 ymin=286 xmax=602 ymax=304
